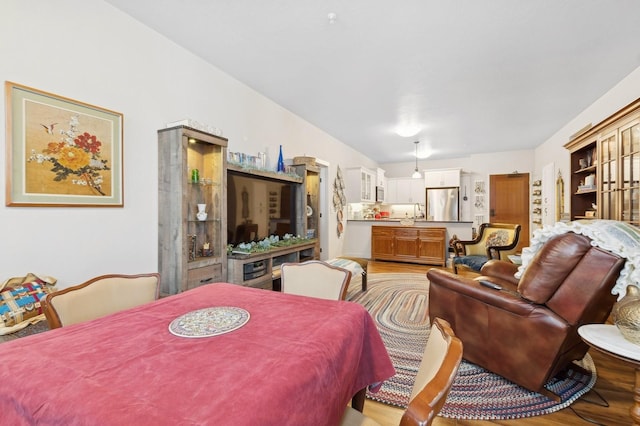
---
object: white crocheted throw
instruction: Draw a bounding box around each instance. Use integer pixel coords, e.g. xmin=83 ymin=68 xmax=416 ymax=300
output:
xmin=515 ymin=220 xmax=640 ymax=299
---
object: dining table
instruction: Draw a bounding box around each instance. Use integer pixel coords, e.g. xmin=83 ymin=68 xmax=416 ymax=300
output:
xmin=0 ymin=282 xmax=395 ymax=425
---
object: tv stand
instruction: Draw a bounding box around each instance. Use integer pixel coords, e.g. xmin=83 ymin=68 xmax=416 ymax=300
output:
xmin=227 ymin=241 xmax=317 ymax=290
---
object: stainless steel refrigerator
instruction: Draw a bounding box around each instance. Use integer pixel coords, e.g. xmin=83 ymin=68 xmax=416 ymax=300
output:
xmin=425 ymin=187 xmax=459 ymax=221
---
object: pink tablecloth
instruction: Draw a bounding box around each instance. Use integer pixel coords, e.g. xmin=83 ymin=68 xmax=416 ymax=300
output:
xmin=0 ymin=283 xmax=394 ymax=425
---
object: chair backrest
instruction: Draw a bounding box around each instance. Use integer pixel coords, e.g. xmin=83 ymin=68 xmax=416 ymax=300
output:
xmin=464 ymin=223 xmax=521 ymax=260
xmin=518 ymin=232 xmax=624 ymax=325
xmin=43 ymin=273 xmax=160 ymax=329
xmin=400 ymin=317 xmax=463 ymax=426
xmin=280 ymin=261 xmax=351 ymax=300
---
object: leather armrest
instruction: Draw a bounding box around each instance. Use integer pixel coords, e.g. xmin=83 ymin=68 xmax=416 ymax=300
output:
xmin=427 ymin=269 xmax=536 ymax=316
xmin=480 ymin=260 xmax=519 ymax=285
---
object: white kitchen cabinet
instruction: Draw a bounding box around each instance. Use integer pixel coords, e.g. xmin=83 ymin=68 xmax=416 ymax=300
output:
xmin=376 ymin=168 xmax=386 ymax=187
xmin=424 ymin=168 xmax=461 ymax=188
xmin=346 ymin=167 xmax=375 ymax=203
xmin=386 ymin=177 xmax=425 ymax=204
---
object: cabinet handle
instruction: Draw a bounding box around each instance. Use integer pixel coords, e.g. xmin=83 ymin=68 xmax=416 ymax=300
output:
xmin=200 ymin=277 xmax=214 ymax=283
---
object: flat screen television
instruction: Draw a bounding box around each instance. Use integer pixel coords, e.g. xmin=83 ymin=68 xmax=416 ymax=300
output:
xmin=227 ymin=170 xmax=298 ymax=246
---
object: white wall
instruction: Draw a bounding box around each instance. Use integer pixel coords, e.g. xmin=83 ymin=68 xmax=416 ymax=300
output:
xmin=0 ymin=0 xmax=374 ymax=287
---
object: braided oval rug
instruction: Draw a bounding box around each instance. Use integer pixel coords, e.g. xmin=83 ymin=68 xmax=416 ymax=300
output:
xmin=346 ymin=272 xmax=596 ymax=420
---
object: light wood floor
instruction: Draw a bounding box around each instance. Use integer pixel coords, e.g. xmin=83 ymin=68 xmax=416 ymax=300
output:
xmin=362 ymin=260 xmax=636 ymax=426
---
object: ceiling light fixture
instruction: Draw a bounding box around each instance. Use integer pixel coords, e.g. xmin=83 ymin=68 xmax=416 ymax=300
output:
xmin=395 ymin=125 xmax=421 ymax=138
xmin=412 ymin=141 xmax=422 ymax=179
xmin=327 ymin=12 xmax=337 ymax=24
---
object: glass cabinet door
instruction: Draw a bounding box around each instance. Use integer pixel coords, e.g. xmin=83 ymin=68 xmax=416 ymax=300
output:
xmin=599 ymin=132 xmax=618 ymax=220
xmin=619 ymin=120 xmax=640 ymax=225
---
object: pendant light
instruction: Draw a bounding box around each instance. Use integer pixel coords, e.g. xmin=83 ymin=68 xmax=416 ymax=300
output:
xmin=412 ymin=141 xmax=422 ymax=179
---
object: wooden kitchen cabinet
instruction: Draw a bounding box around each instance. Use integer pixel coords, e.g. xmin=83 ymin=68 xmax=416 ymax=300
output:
xmin=394 ymin=228 xmax=420 ymax=262
xmin=371 ymin=227 xmax=395 ymax=259
xmin=418 ymin=228 xmax=447 ymax=265
xmin=371 ymin=226 xmax=446 ymax=266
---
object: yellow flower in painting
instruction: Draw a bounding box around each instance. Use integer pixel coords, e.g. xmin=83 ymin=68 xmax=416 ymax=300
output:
xmin=57 ymin=146 xmax=90 ymax=171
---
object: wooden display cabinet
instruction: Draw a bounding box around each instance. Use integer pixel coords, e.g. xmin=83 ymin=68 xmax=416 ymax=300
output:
xmin=158 ymin=126 xmax=228 ymax=295
xmin=565 ymin=97 xmax=640 ymax=226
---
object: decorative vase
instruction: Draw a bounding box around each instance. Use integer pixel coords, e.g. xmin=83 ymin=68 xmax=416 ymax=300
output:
xmin=614 ymin=284 xmax=640 ymax=345
xmin=196 ymin=204 xmax=207 ymax=221
xmin=277 ymin=145 xmax=285 ymax=172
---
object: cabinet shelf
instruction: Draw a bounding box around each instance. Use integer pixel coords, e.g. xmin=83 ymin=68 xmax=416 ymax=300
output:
xmin=188 ymin=255 xmax=224 ymax=265
xmin=188 ymin=181 xmax=221 ymax=187
xmin=574 ymin=165 xmax=597 ymax=174
xmin=227 ymin=163 xmax=303 ymax=183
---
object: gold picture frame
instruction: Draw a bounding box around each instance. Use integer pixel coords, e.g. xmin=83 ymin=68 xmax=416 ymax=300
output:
xmin=5 ymin=81 xmax=123 ymax=207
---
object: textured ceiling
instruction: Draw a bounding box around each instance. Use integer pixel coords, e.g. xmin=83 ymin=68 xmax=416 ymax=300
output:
xmin=105 ymin=0 xmax=640 ymax=163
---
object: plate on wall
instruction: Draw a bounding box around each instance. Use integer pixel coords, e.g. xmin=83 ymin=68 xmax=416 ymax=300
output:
xmin=306 ymin=205 xmax=313 ymax=217
xmin=333 ymin=193 xmax=341 ymax=209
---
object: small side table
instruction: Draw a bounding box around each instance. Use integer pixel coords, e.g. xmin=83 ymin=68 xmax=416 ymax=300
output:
xmin=578 ymin=324 xmax=640 ymax=425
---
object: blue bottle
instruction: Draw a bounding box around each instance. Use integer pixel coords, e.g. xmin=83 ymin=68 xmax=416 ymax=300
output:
xmin=277 ymin=145 xmax=285 ymax=172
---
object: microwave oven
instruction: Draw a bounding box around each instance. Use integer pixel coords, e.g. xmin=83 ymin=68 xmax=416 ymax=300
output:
xmin=376 ymin=186 xmax=385 ymax=202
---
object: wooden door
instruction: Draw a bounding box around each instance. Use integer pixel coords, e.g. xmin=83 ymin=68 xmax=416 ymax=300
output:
xmin=489 ymin=173 xmax=530 ymax=252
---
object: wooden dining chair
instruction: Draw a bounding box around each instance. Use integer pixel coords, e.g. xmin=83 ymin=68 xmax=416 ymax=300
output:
xmin=280 ymin=260 xmax=351 ymax=300
xmin=43 ymin=273 xmax=160 ymax=329
xmin=341 ymin=317 xmax=463 ymax=426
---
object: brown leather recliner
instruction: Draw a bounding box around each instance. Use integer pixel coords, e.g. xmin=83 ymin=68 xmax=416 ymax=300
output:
xmin=427 ymin=232 xmax=625 ymax=397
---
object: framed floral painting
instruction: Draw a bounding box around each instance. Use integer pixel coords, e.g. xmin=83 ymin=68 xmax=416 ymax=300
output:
xmin=5 ymin=81 xmax=123 ymax=207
